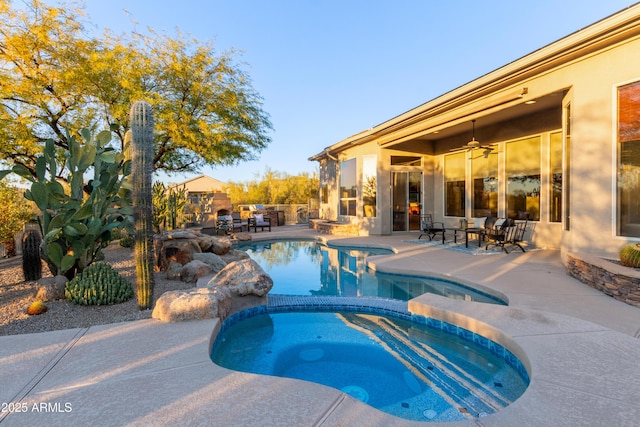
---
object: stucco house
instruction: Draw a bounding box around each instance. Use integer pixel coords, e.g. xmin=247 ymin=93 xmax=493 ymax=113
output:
xmin=310 ymin=4 xmax=640 ymax=261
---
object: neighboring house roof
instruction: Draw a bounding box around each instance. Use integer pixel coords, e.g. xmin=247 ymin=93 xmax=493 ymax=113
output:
xmin=170 ymin=174 xmax=227 ymax=193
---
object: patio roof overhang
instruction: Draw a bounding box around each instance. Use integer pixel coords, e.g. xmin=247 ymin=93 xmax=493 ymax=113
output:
xmin=309 ymin=3 xmax=640 ymax=161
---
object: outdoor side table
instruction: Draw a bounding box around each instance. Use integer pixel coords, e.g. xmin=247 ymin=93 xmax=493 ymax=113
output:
xmin=464 ymin=227 xmax=486 ymax=248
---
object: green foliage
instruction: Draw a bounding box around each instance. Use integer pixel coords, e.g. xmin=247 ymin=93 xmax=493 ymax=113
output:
xmin=152 ymin=181 xmax=188 ymax=231
xmin=0 ymin=0 xmax=271 ymax=180
xmin=129 ymin=101 xmax=156 ymax=310
xmin=0 ymin=181 xmax=34 ymax=243
xmin=225 ymin=168 xmax=319 ymax=205
xmin=65 ymin=263 xmax=134 ymax=305
xmin=1 ymin=129 xmax=132 ymax=278
xmin=619 ymin=243 xmax=640 ymax=268
xmin=119 ymin=233 xmax=134 ymax=248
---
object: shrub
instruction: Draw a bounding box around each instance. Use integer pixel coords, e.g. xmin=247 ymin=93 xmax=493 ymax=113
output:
xmin=119 ymin=233 xmax=134 ymax=248
xmin=65 ymin=263 xmax=134 ymax=305
xmin=27 ymin=301 xmax=48 ymax=315
xmin=619 ymin=243 xmax=640 ymax=268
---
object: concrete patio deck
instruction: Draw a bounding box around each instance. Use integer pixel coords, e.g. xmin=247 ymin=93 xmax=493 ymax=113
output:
xmin=1 ymin=226 xmax=639 ymax=426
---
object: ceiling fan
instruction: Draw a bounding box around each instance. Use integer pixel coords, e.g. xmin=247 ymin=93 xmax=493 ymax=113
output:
xmin=450 ymin=120 xmax=494 ymax=155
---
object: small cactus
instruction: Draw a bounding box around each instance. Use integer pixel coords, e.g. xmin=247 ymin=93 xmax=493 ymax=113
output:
xmin=27 ymin=301 xmax=47 ymax=315
xmin=65 ymin=263 xmax=134 ymax=305
xmin=22 ymin=230 xmax=42 ymax=281
xmin=619 ymin=243 xmax=640 ymax=268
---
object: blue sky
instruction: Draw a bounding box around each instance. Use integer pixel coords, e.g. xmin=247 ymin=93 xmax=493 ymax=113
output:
xmin=82 ymin=0 xmax=635 ymax=184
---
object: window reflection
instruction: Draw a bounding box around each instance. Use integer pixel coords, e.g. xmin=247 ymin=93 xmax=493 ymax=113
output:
xmin=617 ymin=81 xmax=640 ymax=237
xmin=506 ymin=137 xmax=541 ymax=221
xmin=445 ymin=152 xmax=466 ymax=217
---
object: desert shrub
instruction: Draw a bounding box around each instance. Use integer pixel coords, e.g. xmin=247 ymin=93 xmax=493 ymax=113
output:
xmin=619 ymin=243 xmax=640 ymax=268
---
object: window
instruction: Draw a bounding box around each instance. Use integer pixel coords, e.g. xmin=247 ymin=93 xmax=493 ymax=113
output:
xmin=549 ymin=132 xmax=563 ymax=222
xmin=391 ymin=156 xmax=421 ymax=166
xmin=445 ymin=152 xmax=465 ymax=217
xmin=617 ymin=81 xmax=640 ymax=237
xmin=339 ymin=158 xmax=357 ymax=216
xmin=472 ymin=148 xmax=498 ymax=217
xmin=506 ymin=137 xmax=541 ymax=221
xmin=564 ymin=105 xmax=571 ymax=230
xmin=362 ymin=155 xmax=377 ymax=217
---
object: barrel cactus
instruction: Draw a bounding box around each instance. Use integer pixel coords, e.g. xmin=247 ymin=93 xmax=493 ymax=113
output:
xmin=619 ymin=243 xmax=640 ymax=268
xmin=65 ymin=263 xmax=133 ymax=305
xmin=129 ymin=101 xmax=156 ymax=310
xmin=22 ymin=229 xmax=42 ymax=281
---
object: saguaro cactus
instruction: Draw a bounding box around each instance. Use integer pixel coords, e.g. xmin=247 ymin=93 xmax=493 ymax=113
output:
xmin=129 ymin=101 xmax=156 ymax=310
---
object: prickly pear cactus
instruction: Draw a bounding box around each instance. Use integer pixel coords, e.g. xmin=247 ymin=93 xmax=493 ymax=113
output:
xmin=619 ymin=243 xmax=640 ymax=268
xmin=129 ymin=101 xmax=156 ymax=310
xmin=22 ymin=230 xmax=42 ymax=281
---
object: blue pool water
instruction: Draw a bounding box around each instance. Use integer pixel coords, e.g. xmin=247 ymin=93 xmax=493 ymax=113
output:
xmin=211 ymin=307 xmax=529 ymax=422
xmin=238 ymin=240 xmax=505 ymax=304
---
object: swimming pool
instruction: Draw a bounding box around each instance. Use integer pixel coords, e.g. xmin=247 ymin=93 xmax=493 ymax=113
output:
xmin=238 ymin=239 xmax=505 ymax=304
xmin=211 ymin=303 xmax=529 ymax=422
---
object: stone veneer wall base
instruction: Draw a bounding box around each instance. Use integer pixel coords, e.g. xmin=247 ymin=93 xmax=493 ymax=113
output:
xmin=308 ymin=219 xmax=359 ymax=236
xmin=567 ymin=252 xmax=640 ymax=308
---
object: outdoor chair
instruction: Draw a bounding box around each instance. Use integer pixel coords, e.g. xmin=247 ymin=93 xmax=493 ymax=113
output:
xmin=418 ymin=214 xmax=446 ymax=243
xmin=248 ymin=213 xmax=271 ymax=232
xmin=484 ymin=218 xmax=510 ymax=252
xmin=231 ymin=212 xmax=248 ymax=232
xmin=486 ymin=219 xmax=527 ymax=253
xmin=215 ymin=217 xmax=234 ymax=235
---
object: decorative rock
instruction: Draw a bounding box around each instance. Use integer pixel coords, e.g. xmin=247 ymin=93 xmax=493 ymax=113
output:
xmin=208 ymin=259 xmax=273 ymax=297
xmin=163 ymin=231 xmax=199 ymax=240
xmin=180 ymin=260 xmax=214 ymax=283
xmin=158 ymin=239 xmax=202 ymax=270
xmin=210 ymin=236 xmax=232 ymax=256
xmin=193 ymin=252 xmax=227 ymax=273
xmin=34 ymin=275 xmax=68 ymax=302
xmin=165 ymin=261 xmax=183 ymax=280
xmin=195 ymin=235 xmax=216 ymax=252
xmin=152 ymin=287 xmax=232 ymax=322
xmin=220 ymin=249 xmax=251 ymax=264
xmin=235 ymin=232 xmax=252 ymax=242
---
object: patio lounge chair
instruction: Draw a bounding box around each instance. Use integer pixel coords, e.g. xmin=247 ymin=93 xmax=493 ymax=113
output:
xmin=486 ymin=219 xmax=528 ymax=253
xmin=418 ymin=214 xmax=446 ymax=244
xmin=231 ymin=212 xmax=248 ymax=232
xmin=249 ymin=213 xmax=271 ymax=232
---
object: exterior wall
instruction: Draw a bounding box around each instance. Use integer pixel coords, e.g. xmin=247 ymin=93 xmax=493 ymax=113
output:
xmin=311 ymin=7 xmax=640 ymax=258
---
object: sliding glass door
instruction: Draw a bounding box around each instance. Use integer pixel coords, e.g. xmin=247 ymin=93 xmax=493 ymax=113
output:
xmin=392 ymin=171 xmax=422 ymax=231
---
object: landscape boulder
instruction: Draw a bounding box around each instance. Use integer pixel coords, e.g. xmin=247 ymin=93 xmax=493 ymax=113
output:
xmin=152 ymin=287 xmax=232 ymax=322
xmin=179 ymin=260 xmax=214 ymax=283
xmin=210 ymin=236 xmax=232 ymax=256
xmin=220 ymin=249 xmax=251 ymax=264
xmin=193 ymin=252 xmax=227 ymax=273
xmin=34 ymin=275 xmax=68 ymax=302
xmin=208 ymin=259 xmax=273 ymax=297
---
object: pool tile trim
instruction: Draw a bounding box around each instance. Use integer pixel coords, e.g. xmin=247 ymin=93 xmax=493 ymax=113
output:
xmin=215 ymin=295 xmax=530 ymax=383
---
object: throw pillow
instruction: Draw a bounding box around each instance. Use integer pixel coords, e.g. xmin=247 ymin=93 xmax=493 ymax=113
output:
xmin=253 ymin=213 xmax=264 ymax=223
xmin=473 ymin=217 xmax=487 ymax=228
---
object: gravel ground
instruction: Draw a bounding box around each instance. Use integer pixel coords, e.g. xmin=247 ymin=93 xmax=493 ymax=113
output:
xmin=0 ymin=243 xmax=194 ymax=336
